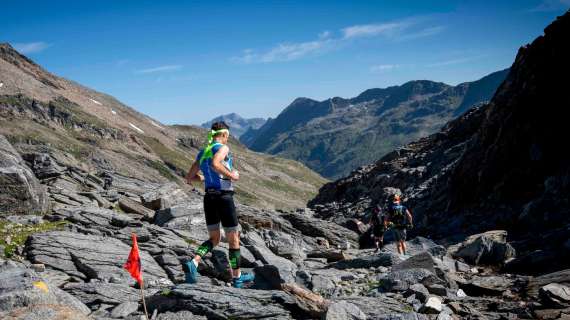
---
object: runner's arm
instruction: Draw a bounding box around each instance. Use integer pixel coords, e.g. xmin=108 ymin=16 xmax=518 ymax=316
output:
xmin=185 ymin=161 xmax=203 ymax=184
xmin=212 ymin=145 xmax=239 ymax=180
xmin=406 ymin=209 xmax=413 ymax=225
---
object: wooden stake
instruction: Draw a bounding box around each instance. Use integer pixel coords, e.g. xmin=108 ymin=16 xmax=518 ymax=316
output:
xmin=140 ymin=281 xmax=150 ymax=320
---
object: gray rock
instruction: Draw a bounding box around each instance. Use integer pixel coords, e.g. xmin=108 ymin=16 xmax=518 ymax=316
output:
xmin=331 ymin=252 xmax=403 ymax=270
xmin=63 ymin=282 xmax=143 ymax=306
xmin=262 ymin=229 xmax=307 ymax=261
xmin=426 ymin=284 xmax=447 ymax=296
xmin=460 ymin=275 xmax=513 ymax=296
xmin=326 ymin=301 xmax=367 ymax=320
xmin=539 ymin=283 xmax=570 ymax=308
xmin=281 ymin=212 xmax=359 ymax=248
xmin=156 ymin=311 xmax=207 ymax=320
xmin=0 ymin=260 xmax=90 ymax=315
xmin=420 ymin=296 xmax=443 ymax=314
xmin=110 ymin=301 xmax=139 ymax=318
xmin=392 ymin=252 xmax=435 ymax=274
xmin=449 ymin=230 xmax=516 ymax=265
xmin=406 ymin=284 xmax=430 ymax=303
xmin=378 ymin=268 xmax=439 ymax=292
xmin=154 ymin=203 xmax=203 ymax=227
xmin=118 ymin=196 xmax=155 ymax=220
xmin=384 ymin=237 xmax=446 ymax=258
xmin=22 ymin=153 xmax=64 ymax=179
xmin=141 ymin=183 xmax=192 ymax=210
xmin=148 ymin=283 xmax=298 ymax=319
xmin=27 ymin=231 xmax=171 ymax=285
xmin=242 ymin=231 xmax=297 ymax=286
xmin=0 ymin=304 xmax=91 ymax=320
xmin=339 ymin=296 xmax=428 ymax=319
xmin=0 ymin=135 xmax=49 ymax=215
xmin=4 ymin=215 xmax=45 ymax=225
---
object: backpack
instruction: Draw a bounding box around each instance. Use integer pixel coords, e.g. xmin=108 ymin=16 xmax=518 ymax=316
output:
xmin=389 ymin=204 xmax=408 ymax=226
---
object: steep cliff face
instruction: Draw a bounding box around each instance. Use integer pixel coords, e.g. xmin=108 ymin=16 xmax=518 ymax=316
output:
xmin=310 ymin=11 xmax=570 ymax=274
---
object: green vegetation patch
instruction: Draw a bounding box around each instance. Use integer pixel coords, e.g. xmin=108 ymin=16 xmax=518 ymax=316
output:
xmin=0 ymin=220 xmax=68 ymax=258
xmin=140 ymin=136 xmax=192 ymax=173
xmin=147 ymin=159 xmax=178 ymax=181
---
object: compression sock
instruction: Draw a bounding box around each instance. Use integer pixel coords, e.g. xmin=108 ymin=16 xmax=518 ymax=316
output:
xmin=229 ymin=248 xmax=241 ymax=270
xmin=196 ymin=240 xmax=214 ymax=257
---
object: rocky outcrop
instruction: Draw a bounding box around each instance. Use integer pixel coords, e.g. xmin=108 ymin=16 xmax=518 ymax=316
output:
xmin=448 ymin=230 xmax=516 ymax=265
xmin=0 ymin=260 xmax=90 ymax=318
xmin=148 ymin=284 xmax=299 ymax=319
xmin=0 ymin=135 xmax=48 ymax=215
xmin=26 ymin=231 xmax=172 ymax=285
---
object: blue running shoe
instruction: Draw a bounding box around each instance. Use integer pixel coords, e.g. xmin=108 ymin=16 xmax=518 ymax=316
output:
xmin=182 ymin=261 xmax=199 ymax=284
xmin=232 ymin=272 xmax=255 ymax=288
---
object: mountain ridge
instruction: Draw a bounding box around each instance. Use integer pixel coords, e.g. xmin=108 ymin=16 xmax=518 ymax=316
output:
xmin=242 ymin=69 xmax=509 ymax=179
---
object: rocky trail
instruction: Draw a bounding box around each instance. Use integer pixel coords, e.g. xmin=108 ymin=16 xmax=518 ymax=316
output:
xmin=2 ymin=134 xmax=570 ymax=320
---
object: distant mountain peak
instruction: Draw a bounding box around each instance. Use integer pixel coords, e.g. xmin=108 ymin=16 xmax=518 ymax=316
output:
xmin=243 ymin=70 xmax=509 ymax=179
xmin=201 ymin=113 xmax=267 ymax=138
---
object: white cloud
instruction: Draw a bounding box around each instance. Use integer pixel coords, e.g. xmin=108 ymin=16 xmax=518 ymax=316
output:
xmin=341 ymin=22 xmax=409 ymax=39
xmin=136 ymin=65 xmax=183 ymax=74
xmin=370 ymin=64 xmax=400 ymax=73
xmin=398 ymin=26 xmax=445 ymax=41
xmin=318 ymin=31 xmax=332 ymax=39
xmin=232 ymin=38 xmax=335 ymax=63
xmin=529 ymin=0 xmax=570 ymax=12
xmin=232 ymin=16 xmax=444 ymax=64
xmin=12 ymin=42 xmax=50 ymax=54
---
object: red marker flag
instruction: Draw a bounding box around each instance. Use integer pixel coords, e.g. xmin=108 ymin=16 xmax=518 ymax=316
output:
xmin=123 ymin=233 xmax=143 ymax=285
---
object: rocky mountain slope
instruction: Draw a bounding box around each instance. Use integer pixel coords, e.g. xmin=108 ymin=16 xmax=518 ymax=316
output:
xmin=310 ymin=11 xmax=570 ymax=276
xmin=201 ymin=113 xmax=266 ymax=138
xmin=242 ymin=69 xmax=508 ymax=179
xmin=0 ymin=43 xmax=326 ymax=210
xmin=2 ymin=134 xmax=569 ymax=319
xmin=2 ymin=13 xmax=570 ymax=320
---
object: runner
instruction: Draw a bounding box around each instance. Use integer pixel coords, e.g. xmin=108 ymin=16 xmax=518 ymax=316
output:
xmin=183 ymin=121 xmax=254 ymax=288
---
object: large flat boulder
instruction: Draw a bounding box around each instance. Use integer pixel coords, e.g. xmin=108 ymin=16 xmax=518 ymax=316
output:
xmin=0 ymin=135 xmax=48 ymax=215
xmin=331 ymin=252 xmax=403 ymax=270
xmin=141 ymin=183 xmax=192 ymax=210
xmin=148 ymin=283 xmax=298 ymax=320
xmin=448 ymin=230 xmax=516 ymax=265
xmin=0 ymin=260 xmax=90 ymax=318
xmin=26 ymin=231 xmax=171 ymax=286
xmin=281 ymin=212 xmax=359 ymax=248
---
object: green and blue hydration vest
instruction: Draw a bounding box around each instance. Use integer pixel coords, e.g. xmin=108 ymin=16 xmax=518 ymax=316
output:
xmin=197 ymin=142 xmax=234 ymax=191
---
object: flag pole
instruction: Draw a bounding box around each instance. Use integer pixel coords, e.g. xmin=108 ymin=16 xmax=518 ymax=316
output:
xmin=140 ymin=280 xmax=150 ymax=320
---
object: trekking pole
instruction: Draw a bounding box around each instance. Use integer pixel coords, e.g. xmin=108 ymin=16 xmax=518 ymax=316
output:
xmin=140 ymin=281 xmax=150 ymax=320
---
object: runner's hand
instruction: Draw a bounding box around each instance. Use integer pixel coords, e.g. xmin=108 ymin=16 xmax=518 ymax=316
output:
xmin=229 ymin=170 xmax=240 ymax=181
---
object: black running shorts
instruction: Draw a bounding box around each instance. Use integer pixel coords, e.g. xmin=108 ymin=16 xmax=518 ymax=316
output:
xmin=373 ymin=225 xmax=384 ymax=237
xmin=203 ymin=191 xmax=239 ymax=232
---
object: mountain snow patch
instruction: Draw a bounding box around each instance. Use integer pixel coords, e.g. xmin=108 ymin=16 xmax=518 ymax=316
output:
xmin=150 ymin=120 xmax=163 ymax=129
xmin=89 ymin=98 xmax=102 ymax=105
xmin=0 ymin=82 xmax=4 ymax=89
xmin=129 ymin=123 xmax=144 ymax=134
xmin=111 ymin=109 xmax=117 ymax=115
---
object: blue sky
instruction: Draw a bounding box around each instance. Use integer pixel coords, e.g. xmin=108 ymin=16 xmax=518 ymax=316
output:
xmin=1 ymin=0 xmax=568 ymax=124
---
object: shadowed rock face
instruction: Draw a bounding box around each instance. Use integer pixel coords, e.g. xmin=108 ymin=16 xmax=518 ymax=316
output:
xmin=0 ymin=135 xmax=48 ymax=215
xmin=310 ymin=10 xmax=570 ymax=275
